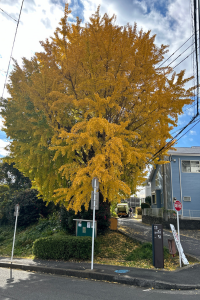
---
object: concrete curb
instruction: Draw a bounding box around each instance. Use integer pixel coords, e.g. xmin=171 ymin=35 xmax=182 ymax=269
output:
xmin=0 ymin=262 xmax=200 ymax=290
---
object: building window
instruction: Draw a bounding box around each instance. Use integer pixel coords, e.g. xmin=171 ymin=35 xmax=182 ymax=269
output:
xmin=183 ymin=196 xmax=191 ymax=202
xmin=182 ymin=160 xmax=200 ymax=173
xmin=152 ymin=192 xmax=156 ymax=204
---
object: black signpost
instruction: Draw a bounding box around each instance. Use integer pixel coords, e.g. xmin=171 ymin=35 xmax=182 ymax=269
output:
xmin=152 ymin=224 xmax=164 ymax=268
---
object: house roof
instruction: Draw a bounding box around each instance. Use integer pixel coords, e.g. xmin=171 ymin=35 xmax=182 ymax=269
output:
xmin=168 ymin=147 xmax=200 ymax=155
xmin=148 ymin=147 xmax=200 ymax=182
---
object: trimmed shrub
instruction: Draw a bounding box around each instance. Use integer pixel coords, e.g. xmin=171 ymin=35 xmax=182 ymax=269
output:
xmin=137 ymin=208 xmax=142 ymax=215
xmin=141 ymin=202 xmax=150 ymax=209
xmin=33 ymin=236 xmax=99 ymax=260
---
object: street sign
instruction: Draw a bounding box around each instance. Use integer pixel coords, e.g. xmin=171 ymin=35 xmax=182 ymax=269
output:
xmin=92 ymin=177 xmax=99 ymax=189
xmin=14 ymin=204 xmax=20 ymax=216
xmin=15 ymin=204 xmax=20 ymax=212
xmin=152 ymin=224 xmax=164 ymax=268
xmin=91 ymin=191 xmax=99 ymax=210
xmin=174 ymin=200 xmax=182 ymax=211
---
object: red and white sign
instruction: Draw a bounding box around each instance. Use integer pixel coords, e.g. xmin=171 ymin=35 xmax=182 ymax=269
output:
xmin=174 ymin=200 xmax=182 ymax=211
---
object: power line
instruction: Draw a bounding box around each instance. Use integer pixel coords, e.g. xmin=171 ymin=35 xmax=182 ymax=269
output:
xmin=1 ymin=0 xmax=24 ymax=99
xmin=149 ymin=114 xmax=198 ymax=163
xmin=174 ymin=117 xmax=200 ymax=143
xmin=158 ymin=33 xmax=196 ymax=68
xmin=193 ymin=0 xmax=199 ymax=115
xmin=0 ymin=7 xmax=17 ymax=22
xmin=172 ymin=46 xmax=198 ymax=69
xmin=171 ymin=113 xmax=200 ymax=135
xmin=147 ymin=118 xmax=200 ymax=166
xmin=166 ymin=42 xmax=194 ymax=68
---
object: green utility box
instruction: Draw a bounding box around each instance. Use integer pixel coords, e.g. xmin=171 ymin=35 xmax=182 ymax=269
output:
xmin=73 ymin=219 xmax=97 ymax=238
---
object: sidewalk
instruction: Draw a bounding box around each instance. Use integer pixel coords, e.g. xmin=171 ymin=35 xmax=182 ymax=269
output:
xmin=0 ymin=257 xmax=200 ymax=290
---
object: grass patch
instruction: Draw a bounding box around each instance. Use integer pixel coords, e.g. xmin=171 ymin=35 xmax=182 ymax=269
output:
xmin=93 ymin=231 xmax=193 ymax=270
xmin=0 ymin=213 xmax=66 ymax=258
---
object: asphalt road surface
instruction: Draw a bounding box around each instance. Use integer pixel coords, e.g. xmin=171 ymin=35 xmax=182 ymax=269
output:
xmin=0 ymin=268 xmax=200 ymax=300
xmin=118 ymin=218 xmax=200 ymax=260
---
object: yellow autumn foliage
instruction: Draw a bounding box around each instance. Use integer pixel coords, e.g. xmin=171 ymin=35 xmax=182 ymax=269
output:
xmin=1 ymin=4 xmax=193 ymax=212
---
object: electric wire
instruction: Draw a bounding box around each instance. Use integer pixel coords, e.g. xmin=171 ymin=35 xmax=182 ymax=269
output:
xmin=166 ymin=42 xmax=195 ymax=68
xmin=1 ymin=0 xmax=24 ymax=99
xmin=158 ymin=33 xmax=196 ymax=68
xmin=171 ymin=46 xmax=199 ymax=70
xmin=149 ymin=114 xmax=198 ymax=163
xmin=0 ymin=7 xmax=17 ymax=22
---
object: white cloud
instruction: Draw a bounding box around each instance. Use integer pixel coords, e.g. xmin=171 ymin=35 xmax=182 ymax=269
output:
xmin=190 ymin=130 xmax=196 ymax=135
xmin=187 ymin=107 xmax=196 ymax=116
xmin=0 ymin=139 xmax=10 ymax=156
xmin=0 ymin=118 xmax=5 ymax=131
xmin=189 ymin=138 xmax=193 ymax=141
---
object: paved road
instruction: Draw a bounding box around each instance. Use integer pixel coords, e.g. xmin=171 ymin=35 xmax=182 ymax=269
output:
xmin=118 ymin=218 xmax=200 ymax=261
xmin=0 ymin=268 xmax=200 ymax=300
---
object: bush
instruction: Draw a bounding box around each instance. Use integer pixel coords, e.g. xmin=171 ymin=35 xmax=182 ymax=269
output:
xmin=33 ymin=236 xmax=99 ymax=260
xmin=5 ymin=189 xmax=55 ymax=227
xmin=137 ymin=208 xmax=142 ymax=215
xmin=141 ymin=202 xmax=150 ymax=209
xmin=60 ymin=193 xmax=110 ymax=235
xmin=145 ymin=196 xmax=151 ymax=206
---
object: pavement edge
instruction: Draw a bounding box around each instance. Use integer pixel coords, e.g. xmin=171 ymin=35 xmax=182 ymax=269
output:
xmin=0 ymin=262 xmax=200 ymax=290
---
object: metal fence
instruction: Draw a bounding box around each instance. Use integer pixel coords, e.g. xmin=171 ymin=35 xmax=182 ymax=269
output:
xmin=143 ymin=208 xmax=200 ymax=219
xmin=181 ymin=210 xmax=200 ymax=219
xmin=143 ymin=208 xmax=176 ymax=219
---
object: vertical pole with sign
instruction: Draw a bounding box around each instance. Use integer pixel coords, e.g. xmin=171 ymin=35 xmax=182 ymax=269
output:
xmin=11 ymin=204 xmax=20 ymax=264
xmin=174 ymin=200 xmax=182 ymax=268
xmin=91 ymin=178 xmax=99 ymax=270
xmin=152 ymin=224 xmax=164 ymax=268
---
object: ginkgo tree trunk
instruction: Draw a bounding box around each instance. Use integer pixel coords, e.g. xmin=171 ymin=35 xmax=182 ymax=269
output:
xmin=1 ymin=4 xmax=193 ymax=212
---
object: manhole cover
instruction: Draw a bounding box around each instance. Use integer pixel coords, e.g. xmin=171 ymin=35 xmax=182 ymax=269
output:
xmin=115 ymin=270 xmax=130 ymax=273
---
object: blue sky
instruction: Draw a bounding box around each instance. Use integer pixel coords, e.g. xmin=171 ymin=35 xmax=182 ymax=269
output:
xmin=0 ymin=0 xmax=199 ymax=158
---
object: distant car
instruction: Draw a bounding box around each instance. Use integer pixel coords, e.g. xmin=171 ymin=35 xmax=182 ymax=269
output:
xmin=117 ymin=203 xmax=129 ymax=217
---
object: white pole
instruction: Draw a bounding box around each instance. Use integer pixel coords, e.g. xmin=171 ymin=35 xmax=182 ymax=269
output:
xmin=11 ymin=206 xmax=19 ymax=263
xmin=177 ymin=210 xmax=181 ymax=268
xmin=91 ymin=187 xmax=96 ymax=270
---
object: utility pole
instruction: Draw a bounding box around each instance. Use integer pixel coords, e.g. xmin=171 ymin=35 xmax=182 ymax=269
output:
xmin=194 ymin=0 xmax=200 ymax=115
xmin=163 ymin=163 xmax=168 ymax=221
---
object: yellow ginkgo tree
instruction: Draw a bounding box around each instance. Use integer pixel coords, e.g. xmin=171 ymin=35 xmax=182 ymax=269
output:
xmin=1 ymin=4 xmax=193 ymax=212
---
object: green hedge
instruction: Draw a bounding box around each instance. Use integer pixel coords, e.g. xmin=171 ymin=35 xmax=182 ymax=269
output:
xmin=33 ymin=236 xmax=99 ymax=260
xmin=141 ymin=202 xmax=150 ymax=209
